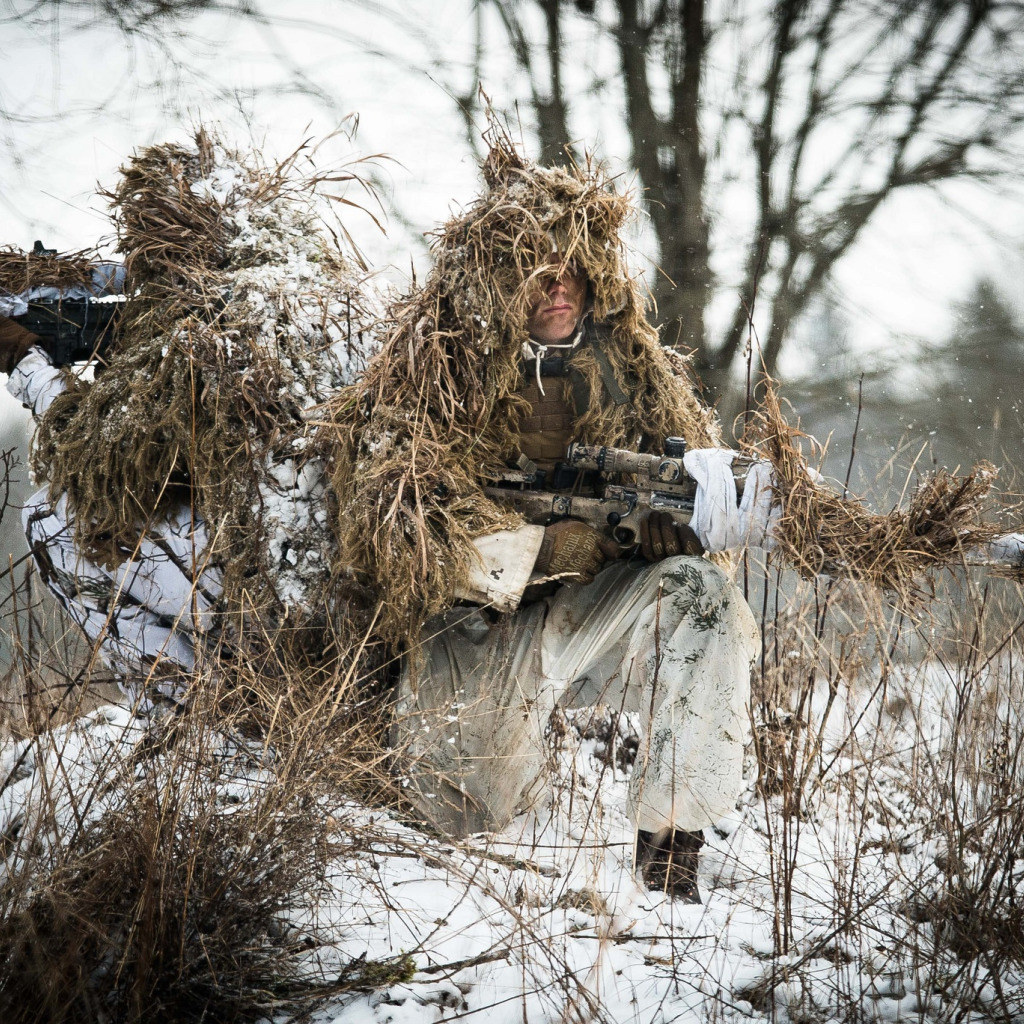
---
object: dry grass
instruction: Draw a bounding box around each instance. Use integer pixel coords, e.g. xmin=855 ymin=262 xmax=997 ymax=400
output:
xmin=742 ymin=380 xmax=1008 ymax=603
xmin=0 ymin=594 xmax=405 ymax=1024
xmin=3 ymin=482 xmax=1024 ymax=1023
xmin=735 ymin=517 xmax=1024 ymax=1020
xmin=323 ymin=122 xmax=720 ymax=650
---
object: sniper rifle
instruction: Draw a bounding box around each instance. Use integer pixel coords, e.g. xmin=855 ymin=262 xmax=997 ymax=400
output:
xmin=486 ymin=442 xmax=1024 ymax=574
xmin=6 ymin=241 xmax=124 ymax=367
xmin=11 ymin=298 xmax=122 ymax=367
xmin=484 ymin=438 xmax=752 ymax=549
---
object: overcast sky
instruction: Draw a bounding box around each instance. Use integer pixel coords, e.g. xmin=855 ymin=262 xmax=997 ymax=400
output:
xmin=3 ymin=0 xmax=1022 ymax=387
xmin=1 ymin=3 xmax=483 ymax=265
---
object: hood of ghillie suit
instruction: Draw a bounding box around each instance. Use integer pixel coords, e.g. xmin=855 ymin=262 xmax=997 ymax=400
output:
xmin=324 ymin=135 xmax=722 ymax=649
xmin=32 ymin=130 xmax=377 ymax=638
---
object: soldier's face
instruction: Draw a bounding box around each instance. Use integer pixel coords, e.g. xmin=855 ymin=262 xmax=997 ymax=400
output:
xmin=526 ymin=264 xmax=587 ymax=343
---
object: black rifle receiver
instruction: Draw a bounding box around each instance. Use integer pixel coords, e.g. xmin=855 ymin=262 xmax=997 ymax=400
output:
xmin=9 ymin=241 xmax=124 ymax=366
xmin=15 ymin=298 xmax=122 ymax=367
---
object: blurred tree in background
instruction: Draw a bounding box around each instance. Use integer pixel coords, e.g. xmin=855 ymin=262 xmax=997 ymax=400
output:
xmin=908 ymin=280 xmax=1024 ymax=470
xmin=465 ymin=0 xmax=1024 ymax=423
xmin=781 ymin=277 xmax=1024 ymax=503
xmin=3 ymin=0 xmax=1023 ymax=453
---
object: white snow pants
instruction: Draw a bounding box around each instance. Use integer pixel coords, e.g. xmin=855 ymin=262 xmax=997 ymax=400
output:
xmin=24 ymin=489 xmax=223 ymax=707
xmin=395 ymin=555 xmax=760 ymax=837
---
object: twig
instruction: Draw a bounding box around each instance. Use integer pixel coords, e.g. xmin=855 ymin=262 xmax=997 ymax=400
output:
xmin=418 ymin=948 xmax=512 ymax=975
xmin=843 ymin=373 xmax=863 ymax=500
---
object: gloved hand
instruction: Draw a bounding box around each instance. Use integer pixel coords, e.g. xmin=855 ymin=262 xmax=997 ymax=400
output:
xmin=639 ymin=511 xmax=705 ymax=561
xmin=0 ymin=316 xmax=44 ymax=375
xmin=535 ymin=519 xmax=620 ymax=585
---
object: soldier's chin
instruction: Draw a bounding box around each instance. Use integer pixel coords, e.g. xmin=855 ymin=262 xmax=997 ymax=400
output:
xmin=546 ymin=315 xmax=577 ymax=339
xmin=527 ymin=311 xmax=577 ymax=342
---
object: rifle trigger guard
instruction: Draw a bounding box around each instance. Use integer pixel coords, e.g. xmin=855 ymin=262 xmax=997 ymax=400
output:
xmin=612 ymin=525 xmax=637 ymax=546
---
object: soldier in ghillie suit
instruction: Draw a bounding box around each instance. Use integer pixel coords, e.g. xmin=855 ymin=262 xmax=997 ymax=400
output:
xmin=326 ymin=135 xmax=773 ymax=903
xmin=0 ymin=131 xmax=375 ymax=711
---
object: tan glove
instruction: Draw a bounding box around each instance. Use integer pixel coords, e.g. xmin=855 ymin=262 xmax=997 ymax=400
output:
xmin=0 ymin=316 xmax=43 ymax=375
xmin=535 ymin=519 xmax=620 ymax=585
xmin=639 ymin=511 xmax=705 ymax=562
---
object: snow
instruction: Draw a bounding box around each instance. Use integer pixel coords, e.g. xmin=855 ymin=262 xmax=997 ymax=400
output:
xmin=5 ymin=650 xmax=1022 ymax=1022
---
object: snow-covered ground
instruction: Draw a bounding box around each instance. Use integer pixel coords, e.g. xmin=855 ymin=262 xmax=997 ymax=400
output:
xmin=4 ymin=641 xmax=1021 ymax=1023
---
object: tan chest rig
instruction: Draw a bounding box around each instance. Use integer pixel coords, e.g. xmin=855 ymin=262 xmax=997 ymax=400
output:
xmin=515 ymin=371 xmax=575 ymax=472
xmin=512 ymin=319 xmax=632 ymax=484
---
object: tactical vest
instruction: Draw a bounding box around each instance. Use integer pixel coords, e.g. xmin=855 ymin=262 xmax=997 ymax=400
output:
xmin=513 ymin=318 xmax=631 ymax=475
xmin=516 ymin=372 xmax=575 ymax=471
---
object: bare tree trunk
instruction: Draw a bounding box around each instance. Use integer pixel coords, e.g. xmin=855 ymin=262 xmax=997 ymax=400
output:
xmin=536 ymin=0 xmax=574 ymax=166
xmin=617 ymin=0 xmax=710 ymax=359
xmin=655 ymin=0 xmax=711 ymax=358
xmin=492 ymin=0 xmax=577 ymax=166
xmin=717 ymin=0 xmax=805 ymax=383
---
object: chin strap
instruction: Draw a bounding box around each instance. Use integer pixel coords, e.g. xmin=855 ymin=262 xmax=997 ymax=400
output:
xmin=522 ymin=323 xmax=584 ymax=396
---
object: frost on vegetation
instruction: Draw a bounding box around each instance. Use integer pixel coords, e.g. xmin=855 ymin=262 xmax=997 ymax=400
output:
xmin=0 ymin=703 xmax=364 ymax=1022
xmin=7 ymin=645 xmax=1024 ymax=1023
xmin=179 ymin=140 xmax=382 ymax=616
xmin=0 ymin=707 xmax=281 ymax=883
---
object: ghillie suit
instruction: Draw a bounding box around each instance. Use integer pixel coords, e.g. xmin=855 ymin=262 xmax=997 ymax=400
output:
xmin=324 ymin=131 xmax=1011 ymax=655
xmin=743 ymin=383 xmax=1006 ymax=598
xmin=326 ymin=133 xmax=723 ymax=651
xmin=318 ymin=132 xmax=1013 ymax=842
xmin=0 ymin=247 xmax=99 ymax=297
xmin=29 ymin=130 xmax=378 ymax=661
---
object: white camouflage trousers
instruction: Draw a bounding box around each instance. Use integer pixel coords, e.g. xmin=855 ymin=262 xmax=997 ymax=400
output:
xmin=24 ymin=489 xmax=223 ymax=707
xmin=395 ymin=555 xmax=760 ymax=837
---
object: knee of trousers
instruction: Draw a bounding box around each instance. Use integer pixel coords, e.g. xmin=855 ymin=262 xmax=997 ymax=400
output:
xmin=646 ymin=555 xmax=758 ymax=637
xmin=650 ymin=555 xmax=735 ymax=604
xmin=657 ymin=554 xmax=730 ymax=584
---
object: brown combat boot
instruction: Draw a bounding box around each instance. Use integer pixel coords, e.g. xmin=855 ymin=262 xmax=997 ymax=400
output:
xmin=636 ymin=827 xmax=705 ymax=904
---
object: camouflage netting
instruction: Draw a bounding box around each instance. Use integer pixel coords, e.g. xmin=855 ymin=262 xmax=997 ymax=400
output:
xmin=31 ymin=129 xmax=378 ymax=647
xmin=0 ymin=247 xmax=98 ymax=295
xmin=323 ymin=127 xmax=723 ymax=649
xmin=740 ymin=382 xmax=1008 ymax=599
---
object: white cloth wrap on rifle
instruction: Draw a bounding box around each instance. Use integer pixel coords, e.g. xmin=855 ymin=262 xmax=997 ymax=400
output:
xmin=454 ymin=526 xmax=546 ymax=612
xmin=740 ymin=460 xmax=780 ymax=550
xmin=683 ymin=448 xmax=779 ymax=552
